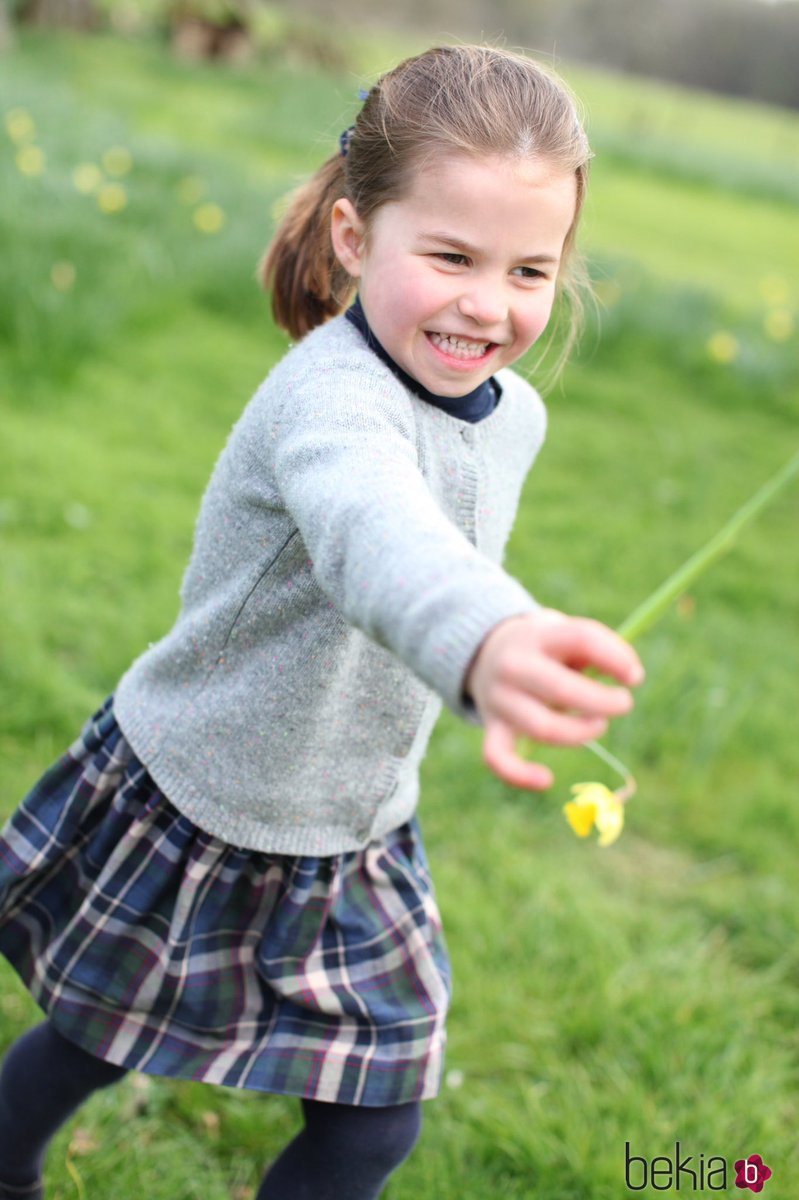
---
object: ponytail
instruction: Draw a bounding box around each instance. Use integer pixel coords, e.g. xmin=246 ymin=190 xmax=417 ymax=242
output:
xmin=259 ymin=154 xmax=355 ymax=341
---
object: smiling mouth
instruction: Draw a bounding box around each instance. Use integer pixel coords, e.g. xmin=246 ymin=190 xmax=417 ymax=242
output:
xmin=426 ymin=331 xmax=498 ymax=361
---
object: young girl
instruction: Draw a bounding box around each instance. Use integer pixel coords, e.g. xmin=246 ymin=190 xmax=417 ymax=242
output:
xmin=0 ymin=44 xmax=643 ymax=1200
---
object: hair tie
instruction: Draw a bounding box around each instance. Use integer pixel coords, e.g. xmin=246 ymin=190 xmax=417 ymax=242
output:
xmin=339 ymin=89 xmax=370 ymax=158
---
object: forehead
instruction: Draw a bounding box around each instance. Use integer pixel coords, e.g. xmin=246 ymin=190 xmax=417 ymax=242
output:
xmin=381 ymin=152 xmax=577 ymax=247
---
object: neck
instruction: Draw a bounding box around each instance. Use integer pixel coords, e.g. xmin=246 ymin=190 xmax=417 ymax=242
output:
xmin=344 ymin=295 xmax=500 ymax=417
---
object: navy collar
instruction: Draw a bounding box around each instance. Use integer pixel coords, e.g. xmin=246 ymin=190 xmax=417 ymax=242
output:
xmin=345 ymin=296 xmax=500 ymax=424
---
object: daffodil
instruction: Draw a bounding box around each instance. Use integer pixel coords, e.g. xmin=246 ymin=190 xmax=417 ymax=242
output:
xmin=528 ymin=450 xmax=799 ymax=845
xmin=564 ymin=782 xmax=625 ymax=847
xmin=72 ymin=162 xmax=103 ymax=194
xmin=706 ymin=331 xmax=739 ymax=364
xmin=15 ymin=145 xmax=45 ymax=176
xmin=101 ymin=146 xmax=133 ymax=177
xmin=178 ymin=174 xmax=206 ymax=205
xmin=5 ymin=108 xmax=35 ymax=144
xmin=193 ymin=202 xmax=225 ymax=234
xmin=97 ymin=183 xmax=127 ymax=214
xmin=763 ymin=309 xmax=793 ymax=343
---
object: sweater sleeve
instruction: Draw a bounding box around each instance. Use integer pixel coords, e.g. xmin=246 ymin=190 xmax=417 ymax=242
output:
xmin=266 ymin=360 xmax=540 ymax=724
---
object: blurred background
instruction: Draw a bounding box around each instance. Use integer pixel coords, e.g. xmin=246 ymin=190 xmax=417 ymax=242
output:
xmin=1 ymin=2 xmax=797 ymax=1198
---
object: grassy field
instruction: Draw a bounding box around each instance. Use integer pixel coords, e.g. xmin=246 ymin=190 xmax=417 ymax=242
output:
xmin=1 ymin=27 xmax=798 ymax=1200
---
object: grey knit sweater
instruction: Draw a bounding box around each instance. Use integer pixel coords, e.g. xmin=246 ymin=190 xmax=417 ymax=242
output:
xmin=114 ymin=315 xmax=546 ymax=855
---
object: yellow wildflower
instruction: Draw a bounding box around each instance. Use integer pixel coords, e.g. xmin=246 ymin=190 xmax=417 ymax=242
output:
xmin=51 ymin=261 xmax=76 ymax=292
xmin=706 ymin=331 xmax=739 ymax=365
xmin=763 ymin=309 xmax=793 ymax=343
xmin=5 ymin=108 xmax=35 ymax=144
xmin=193 ymin=202 xmax=225 ymax=234
xmin=564 ymin=782 xmax=625 ymax=847
xmin=97 ymin=183 xmax=128 ymax=214
xmin=758 ymin=275 xmax=789 ymax=307
xmin=178 ymin=174 xmax=206 ymax=205
xmin=72 ymin=163 xmax=103 ymax=194
xmin=16 ymin=145 xmax=45 ymax=176
xmin=102 ymin=146 xmax=133 ymax=177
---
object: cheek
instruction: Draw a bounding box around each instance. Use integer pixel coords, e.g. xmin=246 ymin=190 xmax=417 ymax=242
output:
xmin=370 ymin=266 xmax=437 ymax=332
xmin=519 ymin=294 xmax=556 ymax=346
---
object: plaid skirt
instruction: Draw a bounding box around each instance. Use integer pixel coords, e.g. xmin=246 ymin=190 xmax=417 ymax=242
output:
xmin=0 ymin=696 xmax=452 ymax=1106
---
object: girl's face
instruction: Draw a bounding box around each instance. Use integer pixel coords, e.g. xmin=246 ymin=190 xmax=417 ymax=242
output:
xmin=331 ymin=152 xmax=577 ymax=397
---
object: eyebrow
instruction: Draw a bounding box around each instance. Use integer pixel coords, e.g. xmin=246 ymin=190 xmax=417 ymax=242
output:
xmin=417 ymin=231 xmax=560 ymax=265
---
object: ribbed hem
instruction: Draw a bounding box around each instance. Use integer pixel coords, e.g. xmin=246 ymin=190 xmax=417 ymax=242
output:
xmin=113 ymin=695 xmax=420 ymax=857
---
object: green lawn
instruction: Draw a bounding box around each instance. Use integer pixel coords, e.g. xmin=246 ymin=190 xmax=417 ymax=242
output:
xmin=1 ymin=28 xmax=797 ymax=1199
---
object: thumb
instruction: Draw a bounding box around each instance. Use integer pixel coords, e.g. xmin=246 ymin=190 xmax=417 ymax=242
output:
xmin=482 ymin=720 xmax=554 ymax=791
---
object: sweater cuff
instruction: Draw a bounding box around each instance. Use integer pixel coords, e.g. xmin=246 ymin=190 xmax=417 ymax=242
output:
xmin=434 ymin=582 xmax=541 ymax=725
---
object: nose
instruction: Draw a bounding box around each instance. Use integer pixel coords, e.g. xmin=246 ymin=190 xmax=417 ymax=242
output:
xmin=456 ymin=281 xmax=509 ymax=327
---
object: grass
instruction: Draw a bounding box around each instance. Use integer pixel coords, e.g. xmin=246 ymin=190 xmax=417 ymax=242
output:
xmin=1 ymin=26 xmax=798 ymax=1200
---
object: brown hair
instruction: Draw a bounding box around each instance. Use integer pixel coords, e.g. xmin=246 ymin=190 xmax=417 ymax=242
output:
xmin=260 ymin=44 xmax=593 ymax=376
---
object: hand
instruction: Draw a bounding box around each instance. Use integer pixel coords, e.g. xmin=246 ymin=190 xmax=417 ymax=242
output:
xmin=464 ymin=607 xmax=645 ymax=791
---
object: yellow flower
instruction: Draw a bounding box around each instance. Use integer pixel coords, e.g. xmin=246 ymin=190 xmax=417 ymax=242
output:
xmin=758 ymin=274 xmax=789 ymax=307
xmin=706 ymin=331 xmax=739 ymax=365
xmin=193 ymin=202 xmax=225 ymax=234
xmin=101 ymin=146 xmax=133 ymax=177
xmin=178 ymin=174 xmax=206 ymax=205
xmin=51 ymin=261 xmax=76 ymax=291
xmin=763 ymin=309 xmax=793 ymax=343
xmin=97 ymin=183 xmax=127 ymax=214
xmin=563 ymin=782 xmax=625 ymax=847
xmin=72 ymin=162 xmax=103 ymax=194
xmin=15 ymin=145 xmax=45 ymax=176
xmin=5 ymin=108 xmax=35 ymax=144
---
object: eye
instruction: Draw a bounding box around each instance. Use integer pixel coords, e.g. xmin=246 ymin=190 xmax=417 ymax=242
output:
xmin=436 ymin=252 xmax=470 ymax=266
xmin=512 ymin=265 xmax=546 ymax=280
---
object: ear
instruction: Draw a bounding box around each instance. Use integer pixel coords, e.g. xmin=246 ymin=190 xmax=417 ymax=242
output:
xmin=330 ymin=198 xmax=366 ymax=278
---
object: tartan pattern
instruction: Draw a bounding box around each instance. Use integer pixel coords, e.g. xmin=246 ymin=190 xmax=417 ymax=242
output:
xmin=0 ymin=697 xmax=452 ymax=1106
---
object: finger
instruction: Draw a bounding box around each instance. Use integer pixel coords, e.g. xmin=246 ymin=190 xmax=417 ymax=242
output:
xmin=540 ymin=618 xmax=645 ymax=686
xmin=519 ymin=658 xmax=634 ymax=718
xmin=487 ymin=691 xmax=609 ymax=747
xmin=482 ymin=720 xmax=554 ymax=791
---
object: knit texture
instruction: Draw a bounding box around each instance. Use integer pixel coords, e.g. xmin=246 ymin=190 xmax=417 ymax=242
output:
xmin=114 ymin=316 xmax=546 ymax=854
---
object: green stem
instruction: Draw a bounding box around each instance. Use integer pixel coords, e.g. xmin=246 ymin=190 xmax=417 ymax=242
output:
xmin=617 ymin=449 xmax=799 ymax=643
xmin=584 ymin=738 xmax=637 ymax=802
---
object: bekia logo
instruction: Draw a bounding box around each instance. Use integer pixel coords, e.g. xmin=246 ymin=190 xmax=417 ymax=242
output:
xmin=625 ymin=1142 xmax=773 ymax=1192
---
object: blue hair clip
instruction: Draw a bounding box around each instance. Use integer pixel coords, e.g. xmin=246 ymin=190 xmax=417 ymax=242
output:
xmin=340 ymin=89 xmax=370 ymax=157
xmin=339 ymin=126 xmax=355 ymax=157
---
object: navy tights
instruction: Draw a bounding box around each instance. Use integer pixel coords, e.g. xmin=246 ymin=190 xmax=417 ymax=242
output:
xmin=0 ymin=1021 xmax=422 ymax=1200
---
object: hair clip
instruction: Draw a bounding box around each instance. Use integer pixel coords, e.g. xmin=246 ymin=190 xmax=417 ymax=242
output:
xmin=339 ymin=90 xmax=369 ymax=157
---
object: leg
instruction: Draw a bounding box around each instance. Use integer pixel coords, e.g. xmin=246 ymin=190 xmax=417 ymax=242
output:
xmin=0 ymin=1020 xmax=128 ymax=1194
xmin=257 ymin=1096 xmax=423 ymax=1200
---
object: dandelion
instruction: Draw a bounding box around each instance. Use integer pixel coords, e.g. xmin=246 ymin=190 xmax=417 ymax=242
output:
xmin=72 ymin=162 xmax=103 ymax=194
xmin=445 ymin=1069 xmax=465 ymax=1089
xmin=97 ymin=183 xmax=128 ymax=214
xmin=706 ymin=331 xmax=739 ymax=365
xmin=15 ymin=145 xmax=45 ymax=176
xmin=193 ymin=202 xmax=225 ymax=233
xmin=102 ymin=145 xmax=133 ymax=177
xmin=763 ymin=309 xmax=793 ymax=343
xmin=178 ymin=174 xmax=206 ymax=205
xmin=758 ymin=274 xmax=789 ymax=307
xmin=51 ymin=261 xmax=76 ymax=292
xmin=5 ymin=108 xmax=35 ymax=144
